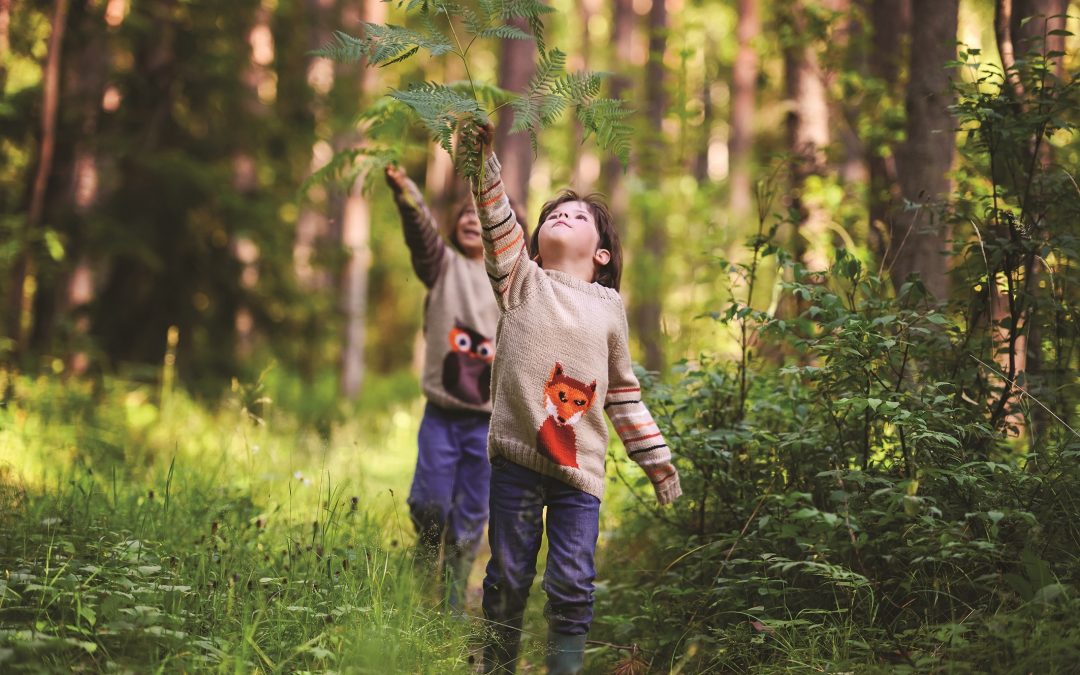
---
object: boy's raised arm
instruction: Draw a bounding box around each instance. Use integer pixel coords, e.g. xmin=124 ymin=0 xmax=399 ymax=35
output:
xmin=605 ymin=312 xmax=682 ymax=505
xmin=386 ymin=165 xmax=447 ymax=289
xmin=467 ymin=128 xmax=537 ymax=311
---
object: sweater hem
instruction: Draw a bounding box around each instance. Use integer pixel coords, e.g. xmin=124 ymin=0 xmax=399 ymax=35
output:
xmin=490 ymin=437 xmax=606 ymax=500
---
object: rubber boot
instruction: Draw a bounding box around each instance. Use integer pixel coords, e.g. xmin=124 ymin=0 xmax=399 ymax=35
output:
xmin=442 ymin=539 xmax=477 ymax=615
xmin=482 ymin=623 xmax=522 ymax=674
xmin=545 ymin=632 xmax=587 ymax=675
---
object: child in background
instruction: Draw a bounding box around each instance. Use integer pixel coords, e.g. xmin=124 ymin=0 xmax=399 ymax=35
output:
xmin=460 ymin=124 xmax=682 ymax=674
xmin=385 ymin=164 xmax=500 ymax=613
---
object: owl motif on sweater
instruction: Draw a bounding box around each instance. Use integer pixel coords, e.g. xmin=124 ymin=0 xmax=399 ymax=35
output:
xmin=536 ymin=362 xmax=597 ymax=468
xmin=442 ymin=320 xmax=494 ymax=404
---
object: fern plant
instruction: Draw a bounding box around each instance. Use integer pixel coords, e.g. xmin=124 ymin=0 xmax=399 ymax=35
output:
xmin=311 ymin=0 xmax=633 ymax=183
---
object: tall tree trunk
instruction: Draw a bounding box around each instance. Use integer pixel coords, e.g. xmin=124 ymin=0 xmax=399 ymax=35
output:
xmin=294 ymin=0 xmax=335 ymax=293
xmin=600 ymin=0 xmax=634 ymax=224
xmin=494 ymin=17 xmax=536 ymax=208
xmin=727 ymin=0 xmax=758 ymax=227
xmin=630 ymin=0 xmax=667 ymax=372
xmin=783 ymin=0 xmax=831 ymax=273
xmin=865 ymin=0 xmax=911 ymax=262
xmin=887 ymin=0 xmax=957 ymax=301
xmin=0 ymin=0 xmax=11 ymax=90
xmin=5 ymin=0 xmax=70 ymax=357
xmin=49 ymin=0 xmax=112 ymax=374
xmin=338 ymin=0 xmax=383 ymax=399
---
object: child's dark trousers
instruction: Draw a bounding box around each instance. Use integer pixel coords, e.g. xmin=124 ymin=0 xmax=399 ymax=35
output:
xmin=408 ymin=402 xmax=492 ymax=598
xmin=482 ymin=455 xmax=601 ymax=646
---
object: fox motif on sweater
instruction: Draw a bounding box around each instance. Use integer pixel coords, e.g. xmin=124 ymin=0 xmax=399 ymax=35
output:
xmin=536 ymin=363 xmax=597 ymax=468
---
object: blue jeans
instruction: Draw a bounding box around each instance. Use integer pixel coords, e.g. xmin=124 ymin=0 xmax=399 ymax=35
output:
xmin=482 ymin=455 xmax=601 ymax=637
xmin=408 ymin=403 xmax=492 ymax=562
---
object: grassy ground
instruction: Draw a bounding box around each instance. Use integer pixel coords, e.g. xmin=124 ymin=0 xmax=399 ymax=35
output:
xmin=0 ymin=373 xmax=651 ymax=673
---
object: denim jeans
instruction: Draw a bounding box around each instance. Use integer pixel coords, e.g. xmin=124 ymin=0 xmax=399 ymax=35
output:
xmin=408 ymin=403 xmax=492 ymax=563
xmin=482 ymin=455 xmax=601 ymax=637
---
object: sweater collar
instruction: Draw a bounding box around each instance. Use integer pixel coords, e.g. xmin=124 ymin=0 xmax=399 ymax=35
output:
xmin=544 ymin=268 xmax=617 ymax=299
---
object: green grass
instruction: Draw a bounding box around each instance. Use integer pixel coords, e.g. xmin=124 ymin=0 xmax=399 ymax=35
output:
xmin=0 ymin=374 xmax=480 ymax=673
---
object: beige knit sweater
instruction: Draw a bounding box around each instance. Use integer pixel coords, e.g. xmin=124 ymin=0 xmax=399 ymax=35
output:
xmin=392 ymin=175 xmax=499 ymax=413
xmin=473 ymin=154 xmax=681 ymax=504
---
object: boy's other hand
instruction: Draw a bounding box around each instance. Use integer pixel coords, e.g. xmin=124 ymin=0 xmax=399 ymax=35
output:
xmin=385 ymin=164 xmax=408 ymax=193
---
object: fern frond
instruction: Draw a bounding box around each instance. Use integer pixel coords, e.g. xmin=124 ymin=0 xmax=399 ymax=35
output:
xmin=577 ymin=98 xmax=634 ymax=167
xmin=552 ymin=71 xmax=607 ymax=102
xmin=475 ymin=24 xmax=534 ymax=41
xmin=314 ymin=23 xmax=453 ymax=66
xmin=526 ymin=47 xmax=565 ymax=94
xmin=501 ymin=0 xmax=554 ymax=51
xmin=354 ymin=98 xmax=414 ymax=143
xmin=389 ymin=82 xmax=484 ymax=155
xmin=445 ymin=80 xmax=516 ymax=108
xmin=311 ymin=31 xmax=368 ymax=63
xmin=300 ymin=146 xmax=401 ymax=196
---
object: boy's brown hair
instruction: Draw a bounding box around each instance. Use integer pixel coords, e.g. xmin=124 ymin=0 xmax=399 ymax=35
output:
xmin=530 ymin=190 xmax=622 ymax=291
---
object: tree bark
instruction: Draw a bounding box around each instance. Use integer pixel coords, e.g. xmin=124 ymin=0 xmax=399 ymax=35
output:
xmin=727 ymin=0 xmax=758 ymax=227
xmin=338 ymin=0 xmax=383 ymax=399
xmin=887 ymin=0 xmax=957 ymax=301
xmin=600 ymin=0 xmax=634 ymax=220
xmin=629 ymin=0 xmax=667 ymax=372
xmin=865 ymin=0 xmax=910 ymax=262
xmin=493 ymin=16 xmax=536 ymax=209
xmin=5 ymin=0 xmax=70 ymax=356
xmin=0 ymin=0 xmax=11 ymax=91
xmin=783 ymin=0 xmax=831 ymax=273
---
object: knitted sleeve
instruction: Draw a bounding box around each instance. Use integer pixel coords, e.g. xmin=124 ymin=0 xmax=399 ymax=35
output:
xmin=392 ymin=174 xmax=447 ymax=289
xmin=472 ymin=152 xmax=539 ymax=311
xmin=605 ymin=311 xmax=682 ymax=505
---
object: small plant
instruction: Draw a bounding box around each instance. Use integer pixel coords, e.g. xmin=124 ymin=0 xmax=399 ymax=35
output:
xmin=311 ymin=0 xmax=632 ymax=183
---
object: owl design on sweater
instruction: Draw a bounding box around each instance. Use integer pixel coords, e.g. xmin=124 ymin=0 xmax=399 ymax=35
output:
xmin=536 ymin=363 xmax=597 ymax=468
xmin=442 ymin=320 xmax=494 ymax=404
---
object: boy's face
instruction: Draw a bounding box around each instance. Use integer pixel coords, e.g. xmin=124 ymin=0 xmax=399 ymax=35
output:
xmin=537 ymin=200 xmax=600 ymax=261
xmin=455 ymin=207 xmax=483 ymax=258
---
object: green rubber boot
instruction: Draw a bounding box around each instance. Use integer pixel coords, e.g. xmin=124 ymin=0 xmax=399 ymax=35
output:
xmin=442 ymin=540 xmax=476 ymax=615
xmin=545 ymin=632 xmax=587 ymax=675
xmin=482 ymin=623 xmax=522 ymax=674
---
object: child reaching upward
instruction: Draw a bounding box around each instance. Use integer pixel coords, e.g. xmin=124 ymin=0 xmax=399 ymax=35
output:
xmin=461 ymin=125 xmax=682 ymax=674
xmin=385 ymin=164 xmax=499 ymax=613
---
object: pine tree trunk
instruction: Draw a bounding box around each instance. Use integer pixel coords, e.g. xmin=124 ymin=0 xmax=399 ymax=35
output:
xmin=887 ymin=0 xmax=957 ymax=301
xmin=727 ymin=0 xmax=758 ymax=227
xmin=5 ymin=0 xmax=70 ymax=358
xmin=48 ymin=0 xmax=111 ymax=373
xmin=783 ymin=0 xmax=830 ymax=273
xmin=865 ymin=0 xmax=910 ymax=262
xmin=630 ymin=0 xmax=667 ymax=372
xmin=600 ymin=0 xmax=634 ymax=224
xmin=494 ymin=17 xmax=536 ymax=208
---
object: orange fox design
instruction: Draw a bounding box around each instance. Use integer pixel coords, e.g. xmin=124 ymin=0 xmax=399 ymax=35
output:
xmin=536 ymin=362 xmax=596 ymax=468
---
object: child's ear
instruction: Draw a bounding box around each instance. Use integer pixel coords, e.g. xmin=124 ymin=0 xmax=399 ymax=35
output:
xmin=593 ymin=248 xmax=611 ymax=266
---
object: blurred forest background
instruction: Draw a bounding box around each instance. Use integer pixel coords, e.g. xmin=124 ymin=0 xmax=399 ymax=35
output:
xmin=3 ymin=0 xmax=1080 ymax=672
xmin=8 ymin=0 xmax=1073 ymax=408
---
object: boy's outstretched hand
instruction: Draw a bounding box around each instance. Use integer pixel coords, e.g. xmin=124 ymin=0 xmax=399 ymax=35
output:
xmin=458 ymin=119 xmax=495 ymax=165
xmin=384 ymin=163 xmax=409 ymax=194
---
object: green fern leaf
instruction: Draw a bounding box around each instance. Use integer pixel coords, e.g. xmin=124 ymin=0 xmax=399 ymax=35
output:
xmin=445 ymin=80 xmax=517 ymax=108
xmin=475 ymin=24 xmax=534 ymax=41
xmin=389 ymin=82 xmax=485 ymax=157
xmin=577 ymin=98 xmax=634 ymax=167
xmin=552 ymin=71 xmax=607 ymax=102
